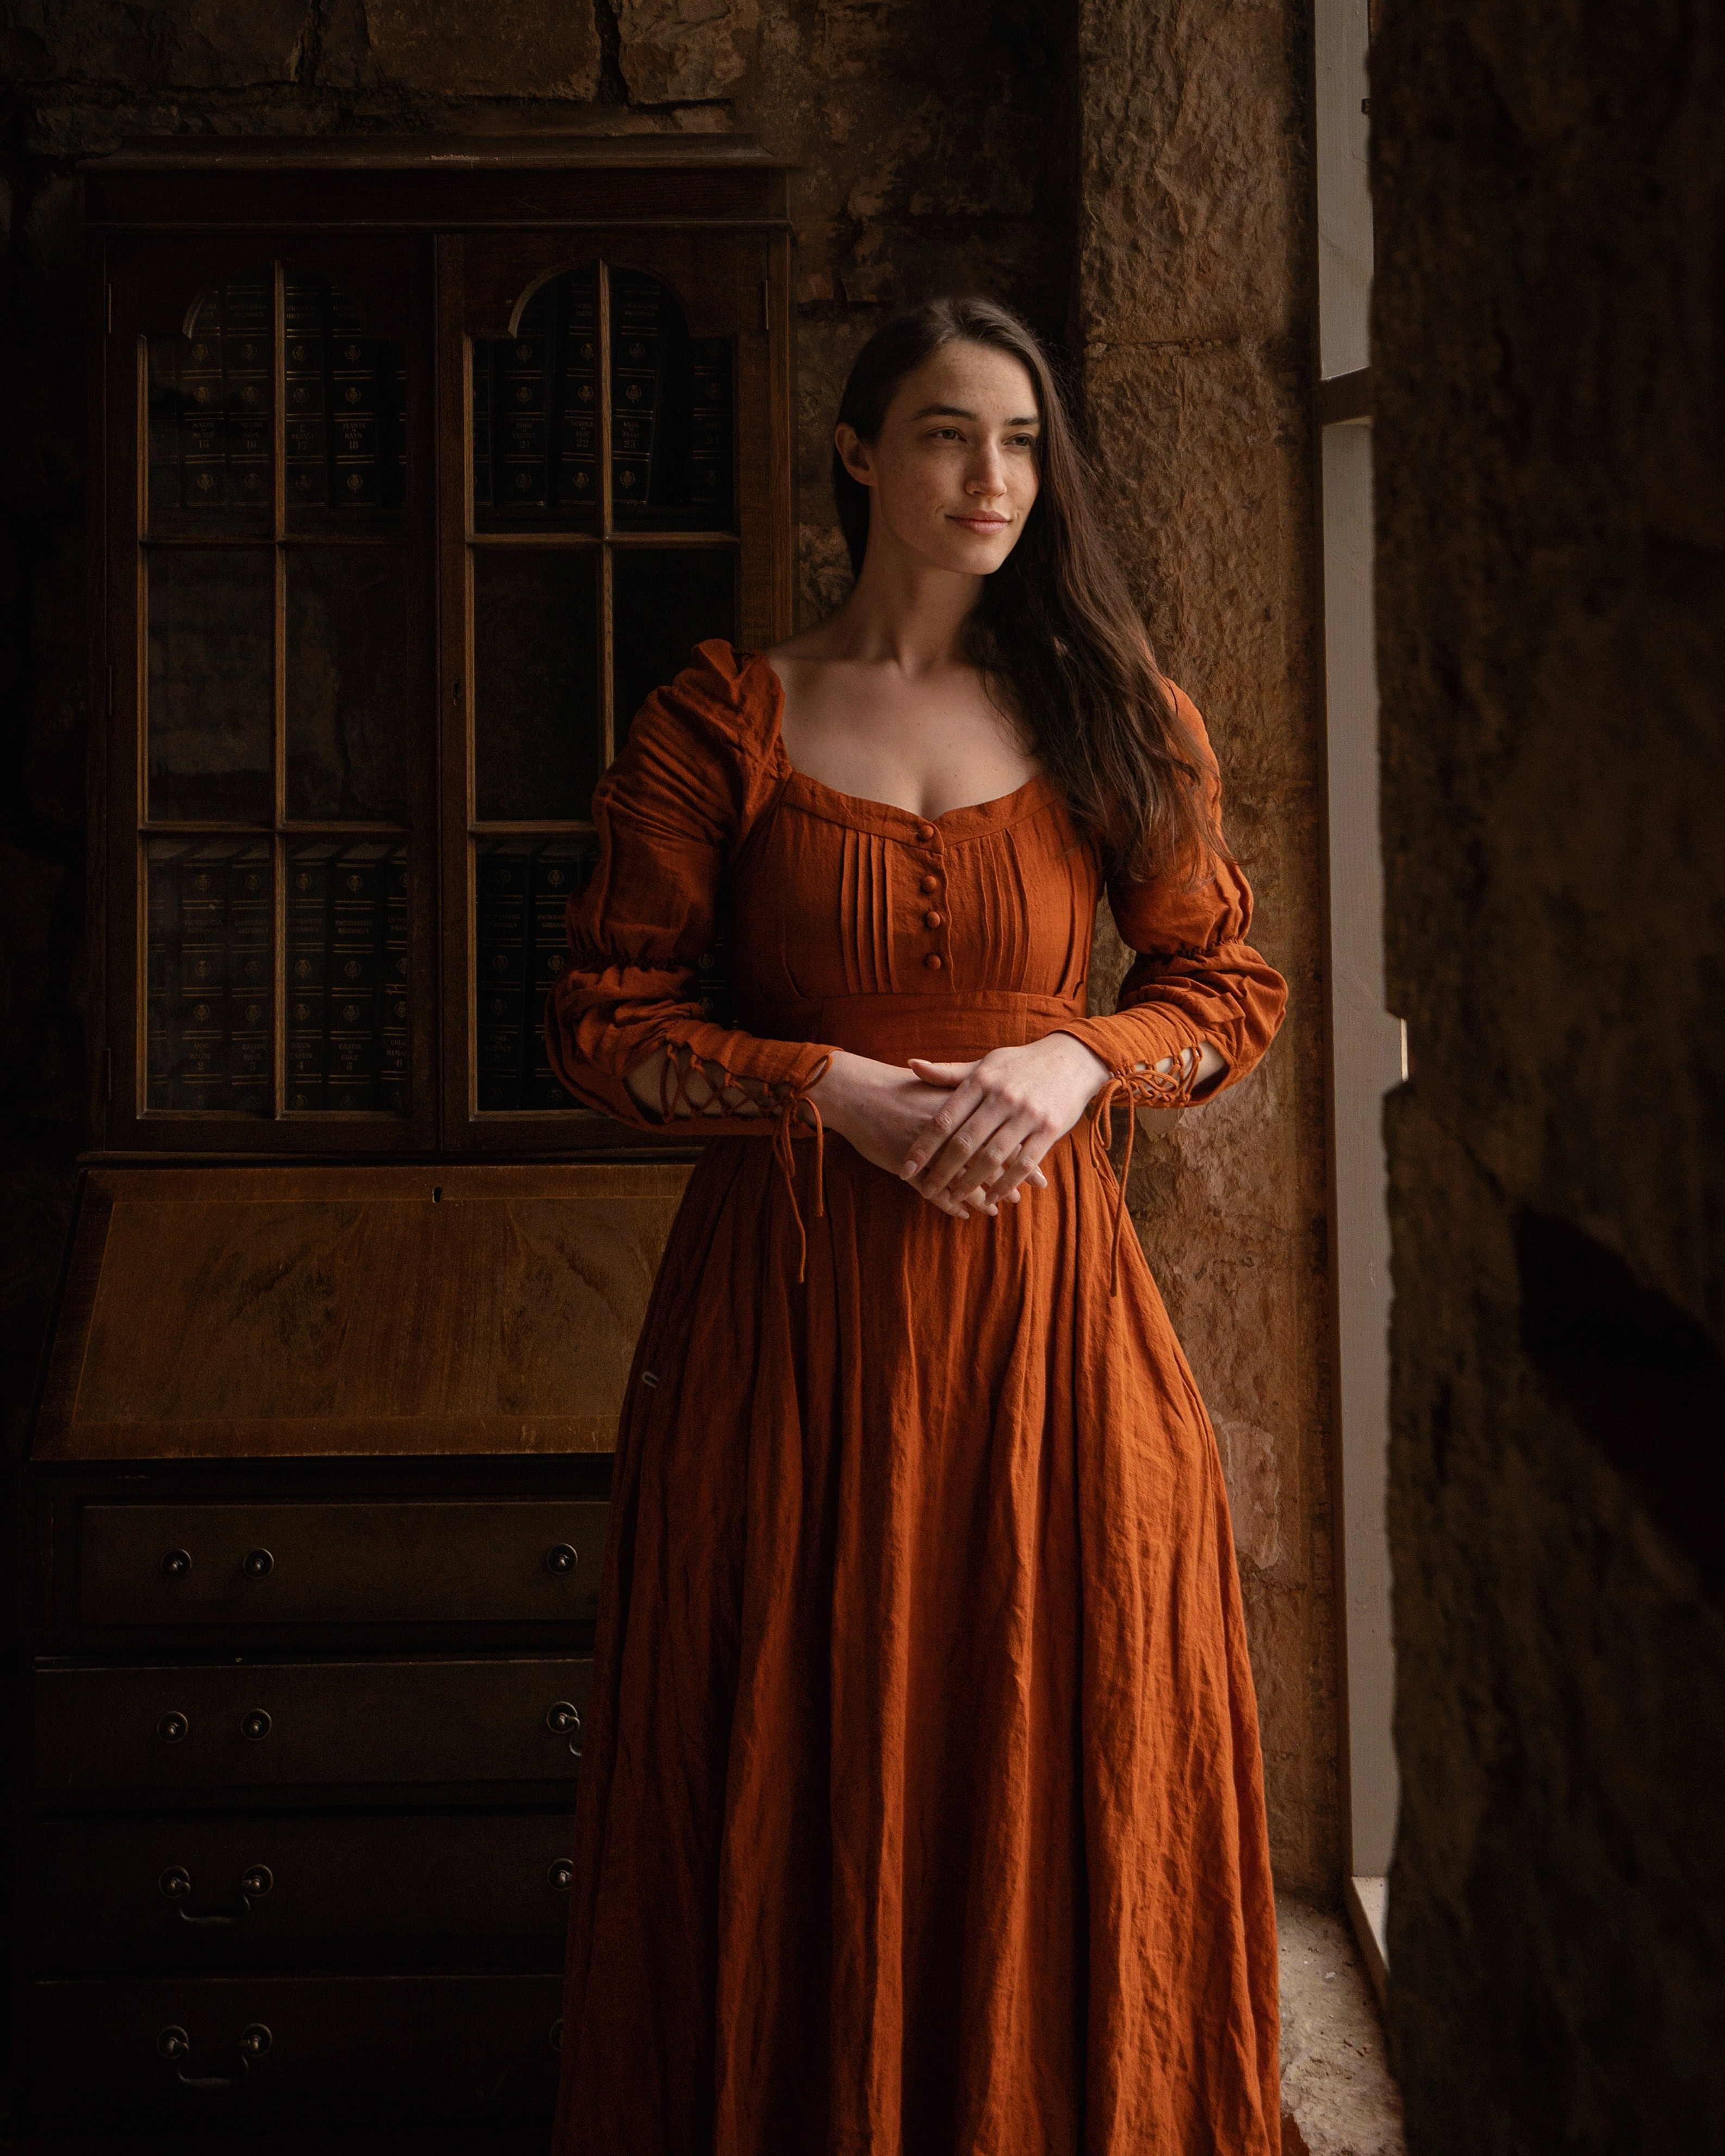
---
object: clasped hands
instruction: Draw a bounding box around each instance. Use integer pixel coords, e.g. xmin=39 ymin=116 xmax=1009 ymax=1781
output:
xmin=625 ymin=1034 xmax=1219 ymax=1221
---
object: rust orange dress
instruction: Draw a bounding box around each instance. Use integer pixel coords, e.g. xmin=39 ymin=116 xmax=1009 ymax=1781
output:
xmin=545 ymin=642 xmax=1288 ymax=2156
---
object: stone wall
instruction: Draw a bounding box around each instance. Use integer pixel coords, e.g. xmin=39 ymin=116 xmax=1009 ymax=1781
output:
xmin=0 ymin=0 xmax=1335 ymax=1893
xmin=1371 ymin=1 xmax=1725 ymax=2147
xmin=1076 ymin=0 xmax=1339 ymax=1895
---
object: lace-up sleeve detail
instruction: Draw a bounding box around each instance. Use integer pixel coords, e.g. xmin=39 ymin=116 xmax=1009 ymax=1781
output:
xmin=544 ymin=642 xmax=839 ymax=1138
xmin=1054 ymin=686 xmax=1288 ymax=1101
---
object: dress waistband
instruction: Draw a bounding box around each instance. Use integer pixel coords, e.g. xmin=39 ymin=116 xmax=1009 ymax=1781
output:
xmin=737 ymin=990 xmax=1088 ymax=1067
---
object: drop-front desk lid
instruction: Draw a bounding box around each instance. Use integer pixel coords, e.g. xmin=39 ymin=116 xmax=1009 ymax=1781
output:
xmin=32 ymin=1163 xmax=691 ymax=1462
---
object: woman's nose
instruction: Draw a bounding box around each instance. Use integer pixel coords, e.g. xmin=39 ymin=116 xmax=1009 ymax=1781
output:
xmin=966 ymin=451 xmax=1008 ymax=497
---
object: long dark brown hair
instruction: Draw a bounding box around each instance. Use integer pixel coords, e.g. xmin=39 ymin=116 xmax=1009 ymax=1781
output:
xmin=831 ymin=295 xmax=1218 ymax=880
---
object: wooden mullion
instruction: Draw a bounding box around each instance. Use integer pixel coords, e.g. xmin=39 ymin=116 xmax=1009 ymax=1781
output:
xmin=271 ymin=262 xmax=287 ymax=1119
xmin=433 ymin=232 xmax=472 ymax=1148
xmin=597 ymin=263 xmax=616 ymax=772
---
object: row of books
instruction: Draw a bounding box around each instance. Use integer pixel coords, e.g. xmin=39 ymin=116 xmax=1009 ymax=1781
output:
xmin=146 ymin=271 xmax=408 ymax=522
xmin=471 ymin=267 xmax=733 ymax=523
xmin=145 ymin=838 xmax=409 ymax=1115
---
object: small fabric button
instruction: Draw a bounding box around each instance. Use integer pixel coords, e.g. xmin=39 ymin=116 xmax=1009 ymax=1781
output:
xmin=924 ymin=952 xmax=944 ymax=971
xmin=924 ymin=910 xmax=944 ymax=929
xmin=920 ymin=874 xmax=940 ymax=894
xmin=915 ymin=821 xmax=935 ymax=842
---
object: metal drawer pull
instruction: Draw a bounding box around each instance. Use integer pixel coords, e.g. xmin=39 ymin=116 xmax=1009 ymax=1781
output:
xmin=159 ymin=1862 xmax=274 ymax=1924
xmin=156 ymin=2022 xmax=270 ymax=2089
xmin=243 ymin=1548 xmax=274 ymax=1578
xmin=545 ymin=1700 xmax=582 ymax=1757
xmin=161 ymin=1549 xmax=191 ymax=1579
xmin=240 ymin=1709 xmax=272 ymax=1742
xmin=548 ymin=1857 xmax=574 ymax=1892
xmin=157 ymin=1711 xmax=189 ymax=1743
xmin=545 ymin=1543 xmax=579 ymax=1575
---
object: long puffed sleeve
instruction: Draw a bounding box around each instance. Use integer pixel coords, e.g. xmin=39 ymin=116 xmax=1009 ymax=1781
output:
xmin=545 ymin=642 xmax=839 ymax=1135
xmin=1053 ymin=686 xmax=1287 ymax=1103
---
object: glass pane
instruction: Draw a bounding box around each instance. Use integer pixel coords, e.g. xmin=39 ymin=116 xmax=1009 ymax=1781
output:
xmin=475 ymin=836 xmax=598 ymax=1112
xmin=473 ymin=551 xmax=600 ymax=822
xmin=473 ymin=268 xmax=600 ymax=535
xmin=145 ymin=837 xmax=272 ymax=1114
xmin=147 ymin=271 xmax=273 ymax=536
xmin=611 ymin=547 xmax=737 ymax=745
xmin=284 ymin=272 xmax=407 ymax=531
xmin=286 ymin=546 xmax=410 ymax=821
xmin=147 ymin=549 xmax=273 ymax=823
xmin=610 ymin=267 xmax=734 ymax=533
xmin=284 ymin=839 xmax=409 ymax=1114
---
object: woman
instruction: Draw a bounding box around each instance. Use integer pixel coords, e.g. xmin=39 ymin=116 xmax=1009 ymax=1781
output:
xmin=546 ymin=295 xmax=1287 ymax=2155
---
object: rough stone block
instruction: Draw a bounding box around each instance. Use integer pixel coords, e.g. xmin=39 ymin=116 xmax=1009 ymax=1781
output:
xmin=619 ymin=0 xmax=756 ymax=102
xmin=1 ymin=0 xmax=311 ymax=89
xmin=355 ymin=0 xmax=601 ymax=98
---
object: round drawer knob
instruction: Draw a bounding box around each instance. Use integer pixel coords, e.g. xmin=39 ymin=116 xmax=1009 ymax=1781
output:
xmin=545 ymin=1544 xmax=578 ymax=1576
xmin=157 ymin=1712 xmax=189 ymax=1744
xmin=240 ymin=1710 xmax=272 ymax=1743
xmin=158 ymin=1865 xmax=192 ymax=1900
xmin=547 ymin=1857 xmax=574 ymax=1892
xmin=238 ymin=2023 xmax=272 ymax=2058
xmin=161 ymin=1549 xmax=191 ymax=1580
xmin=545 ymin=1700 xmax=581 ymax=1736
xmin=243 ymin=1548 xmax=274 ymax=1579
xmin=157 ymin=2024 xmax=190 ymax=2060
xmin=549 ymin=2018 xmax=564 ymax=2053
xmin=240 ymin=1864 xmax=274 ymax=1898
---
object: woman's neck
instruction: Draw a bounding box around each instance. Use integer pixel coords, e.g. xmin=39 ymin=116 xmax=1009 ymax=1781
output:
xmin=805 ymin=538 xmax=984 ymax=675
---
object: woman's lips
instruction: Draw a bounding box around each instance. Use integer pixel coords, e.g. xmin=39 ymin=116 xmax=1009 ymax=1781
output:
xmin=950 ymin=514 xmax=1011 ymax=532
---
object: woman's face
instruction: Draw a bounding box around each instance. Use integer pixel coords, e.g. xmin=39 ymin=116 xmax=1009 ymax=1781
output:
xmin=837 ymin=340 xmax=1042 ymax=579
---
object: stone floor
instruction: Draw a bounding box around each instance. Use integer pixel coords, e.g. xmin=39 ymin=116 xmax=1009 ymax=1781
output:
xmin=1279 ymin=1893 xmax=1407 ymax=2156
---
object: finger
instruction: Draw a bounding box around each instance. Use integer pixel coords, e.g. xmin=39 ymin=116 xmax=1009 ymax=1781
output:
xmin=916 ymin=1101 xmax=1026 ymax=1201
xmin=900 ymin=1076 xmax=994 ymax=1179
xmin=906 ymin=1058 xmax=976 ymax=1090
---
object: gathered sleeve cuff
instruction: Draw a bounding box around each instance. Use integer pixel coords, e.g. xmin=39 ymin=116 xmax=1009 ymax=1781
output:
xmin=543 ymin=641 xmax=840 ymax=1138
xmin=1053 ymin=685 xmax=1288 ymax=1102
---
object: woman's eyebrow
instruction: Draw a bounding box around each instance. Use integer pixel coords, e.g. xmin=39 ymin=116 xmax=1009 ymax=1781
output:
xmin=909 ymin=402 xmax=1041 ymax=426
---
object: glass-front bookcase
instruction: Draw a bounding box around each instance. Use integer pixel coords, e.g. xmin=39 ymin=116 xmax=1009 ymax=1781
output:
xmin=88 ymin=139 xmax=794 ymax=1155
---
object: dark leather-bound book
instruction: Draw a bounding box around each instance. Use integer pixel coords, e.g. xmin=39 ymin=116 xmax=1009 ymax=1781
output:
xmin=688 ymin=339 xmax=734 ymax=516
xmin=611 ymin=274 xmax=663 ymax=509
xmin=327 ymin=842 xmax=390 ymax=1109
xmin=499 ymin=315 xmax=550 ymax=513
xmin=471 ymin=340 xmax=494 ymax=512
xmin=476 ymin=839 xmax=537 ymax=1110
xmin=174 ymin=843 xmax=232 ymax=1113
xmin=224 ymin=279 xmax=272 ymax=517
xmin=227 ymin=844 xmax=272 ymax=1113
xmin=382 ymin=846 xmax=411 ymax=1114
xmin=286 ymin=841 xmax=340 ymax=1110
xmin=328 ymin=288 xmax=381 ymax=511
xmin=284 ymin=275 xmax=328 ymax=510
xmin=527 ymin=840 xmax=597 ymax=1110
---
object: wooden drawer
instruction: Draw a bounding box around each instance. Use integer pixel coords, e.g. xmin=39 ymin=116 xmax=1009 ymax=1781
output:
xmin=27 ymin=1972 xmax=562 ymax=2111
xmin=30 ymin=1812 xmax=576 ymax=1968
xmin=78 ymin=1499 xmax=610 ymax=1626
xmin=32 ymin=1657 xmax=591 ymax=1792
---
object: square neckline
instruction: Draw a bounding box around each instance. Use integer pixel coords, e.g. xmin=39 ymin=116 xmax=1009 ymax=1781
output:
xmin=747 ymin=647 xmax=1055 ymax=831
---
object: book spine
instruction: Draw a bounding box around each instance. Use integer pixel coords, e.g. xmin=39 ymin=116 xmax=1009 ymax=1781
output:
xmin=178 ymin=294 xmax=226 ymax=513
xmin=327 ymin=843 xmax=388 ymax=1108
xmin=498 ymin=304 xmax=550 ymax=514
xmin=472 ymin=341 xmax=494 ymax=511
xmin=527 ymin=840 xmax=595 ymax=1109
xmin=284 ymin=275 xmax=328 ymax=512
xmin=174 ymin=847 xmax=230 ymax=1110
xmin=556 ymin=274 xmax=599 ymax=513
xmin=145 ymin=847 xmax=178 ymax=1108
xmin=328 ymin=288 xmax=380 ymax=511
xmin=475 ymin=840 xmax=535 ymax=1111
xmin=688 ymin=338 xmax=734 ymax=515
xmin=146 ymin=340 xmax=184 ymax=523
xmin=611 ymin=274 xmax=665 ymax=509
xmin=382 ymin=846 xmax=410 ymax=1114
xmin=226 ymin=844 xmax=272 ymax=1112
xmin=286 ymin=842 xmax=337 ymax=1109
xmin=222 ymin=276 xmax=272 ymax=517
